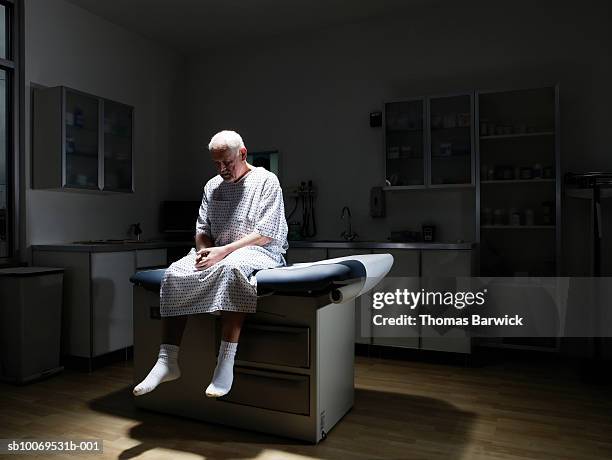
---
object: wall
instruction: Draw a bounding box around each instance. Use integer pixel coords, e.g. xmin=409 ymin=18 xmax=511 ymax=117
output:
xmin=24 ymin=0 xmax=186 ymax=248
xmin=175 ymin=0 xmax=612 ymax=250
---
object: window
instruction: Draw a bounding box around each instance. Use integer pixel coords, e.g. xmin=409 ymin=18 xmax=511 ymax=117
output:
xmin=0 ymin=0 xmax=21 ymax=262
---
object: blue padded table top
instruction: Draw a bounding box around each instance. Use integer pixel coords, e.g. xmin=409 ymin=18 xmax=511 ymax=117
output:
xmin=130 ymin=260 xmax=366 ymax=295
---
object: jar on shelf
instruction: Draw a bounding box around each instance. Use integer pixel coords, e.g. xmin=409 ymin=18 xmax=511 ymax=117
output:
xmin=509 ymin=208 xmax=521 ymax=226
xmin=533 ymin=163 xmax=543 ymax=179
xmin=525 ymin=209 xmax=535 ymax=226
xmin=520 ymin=167 xmax=533 ymax=180
xmin=542 ymin=201 xmax=554 ymax=224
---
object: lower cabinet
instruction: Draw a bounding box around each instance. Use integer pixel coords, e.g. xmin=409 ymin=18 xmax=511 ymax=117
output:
xmin=33 ymin=247 xmax=167 ymax=359
xmin=370 ymin=249 xmax=420 ymax=349
xmin=285 ymin=245 xmax=474 ymax=354
xmin=420 ymin=250 xmax=473 ymax=354
xmin=328 ymin=248 xmax=373 ymax=345
xmin=91 ymin=252 xmax=135 ymax=356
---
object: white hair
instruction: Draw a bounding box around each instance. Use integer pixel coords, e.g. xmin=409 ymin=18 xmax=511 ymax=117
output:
xmin=208 ymin=130 xmax=245 ymax=154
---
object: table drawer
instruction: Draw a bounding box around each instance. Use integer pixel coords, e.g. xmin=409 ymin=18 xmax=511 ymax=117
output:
xmin=220 ymin=367 xmax=310 ymax=415
xmin=218 ymin=322 xmax=310 ymax=368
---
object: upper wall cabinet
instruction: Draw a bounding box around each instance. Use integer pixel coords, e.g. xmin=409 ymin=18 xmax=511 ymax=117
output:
xmin=384 ymin=93 xmax=475 ymax=189
xmin=384 ymin=98 xmax=426 ymax=187
xmin=33 ymin=86 xmax=134 ymax=192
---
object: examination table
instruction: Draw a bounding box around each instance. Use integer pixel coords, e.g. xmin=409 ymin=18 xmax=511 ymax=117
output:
xmin=130 ymin=253 xmax=393 ymax=443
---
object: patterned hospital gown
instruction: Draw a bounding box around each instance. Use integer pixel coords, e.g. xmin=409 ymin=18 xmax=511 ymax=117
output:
xmin=160 ymin=167 xmax=288 ymax=316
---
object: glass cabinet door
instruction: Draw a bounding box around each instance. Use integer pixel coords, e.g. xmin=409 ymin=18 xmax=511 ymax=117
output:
xmin=64 ymin=90 xmax=99 ymax=189
xmin=103 ymin=100 xmax=133 ymax=191
xmin=429 ymin=94 xmax=473 ymax=186
xmin=385 ymin=99 xmax=425 ymax=187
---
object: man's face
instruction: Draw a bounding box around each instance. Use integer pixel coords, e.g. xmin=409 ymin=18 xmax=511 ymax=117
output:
xmin=211 ymin=147 xmax=245 ymax=182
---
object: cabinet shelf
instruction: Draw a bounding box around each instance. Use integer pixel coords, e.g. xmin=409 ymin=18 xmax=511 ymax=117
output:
xmin=387 ymin=156 xmax=424 ymax=161
xmin=481 ymin=225 xmax=555 ymax=229
xmin=480 ymin=131 xmax=554 ymax=140
xmin=432 ymin=126 xmax=470 ymax=131
xmin=481 ymin=178 xmax=555 ymax=184
xmin=431 ymin=153 xmax=471 ymax=159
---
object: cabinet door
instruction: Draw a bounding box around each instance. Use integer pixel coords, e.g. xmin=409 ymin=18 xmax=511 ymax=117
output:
xmin=420 ymin=250 xmax=472 ymax=353
xmin=429 ymin=94 xmax=474 ymax=186
xmin=385 ymin=99 xmax=426 ymax=187
xmin=32 ymin=250 xmax=91 ymax=358
xmin=328 ymin=248 xmax=372 ymax=344
xmin=91 ymin=251 xmax=136 ymax=356
xmin=370 ymin=250 xmax=420 ymax=349
xmin=103 ymin=100 xmax=133 ymax=192
xmin=64 ymin=89 xmax=99 ymax=189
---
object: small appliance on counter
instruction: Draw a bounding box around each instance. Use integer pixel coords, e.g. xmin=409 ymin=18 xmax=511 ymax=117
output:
xmin=422 ymin=224 xmax=436 ymax=242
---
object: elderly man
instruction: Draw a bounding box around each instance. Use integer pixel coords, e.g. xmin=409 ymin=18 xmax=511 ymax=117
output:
xmin=133 ymin=130 xmax=288 ymax=398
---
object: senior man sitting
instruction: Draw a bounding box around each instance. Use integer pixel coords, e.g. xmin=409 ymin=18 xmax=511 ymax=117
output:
xmin=133 ymin=130 xmax=288 ymax=398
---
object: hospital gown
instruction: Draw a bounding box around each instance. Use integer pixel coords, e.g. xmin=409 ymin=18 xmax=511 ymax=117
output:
xmin=160 ymin=167 xmax=288 ymax=316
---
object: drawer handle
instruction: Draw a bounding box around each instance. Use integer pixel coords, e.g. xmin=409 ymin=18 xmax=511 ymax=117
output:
xmin=245 ymin=324 xmax=308 ymax=335
xmin=235 ymin=367 xmax=308 ymax=382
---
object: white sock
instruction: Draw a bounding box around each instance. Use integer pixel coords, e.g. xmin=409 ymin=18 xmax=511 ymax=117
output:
xmin=205 ymin=340 xmax=238 ymax=397
xmin=133 ymin=344 xmax=181 ymax=396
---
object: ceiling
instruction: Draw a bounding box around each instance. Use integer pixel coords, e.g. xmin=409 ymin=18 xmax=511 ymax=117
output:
xmin=64 ymin=0 xmax=432 ymax=54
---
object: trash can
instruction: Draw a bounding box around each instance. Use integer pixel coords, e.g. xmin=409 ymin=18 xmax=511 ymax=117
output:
xmin=0 ymin=267 xmax=64 ymax=383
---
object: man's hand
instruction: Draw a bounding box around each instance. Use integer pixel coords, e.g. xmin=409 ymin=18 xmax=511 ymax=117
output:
xmin=195 ymin=246 xmax=229 ymax=270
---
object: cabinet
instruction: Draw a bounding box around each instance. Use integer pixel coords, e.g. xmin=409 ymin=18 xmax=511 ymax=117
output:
xmin=370 ymin=249 xmax=420 ymax=349
xmin=32 ymin=247 xmax=167 ymax=362
xmin=420 ymin=250 xmax=473 ymax=353
xmin=477 ymin=86 xmax=559 ymax=277
xmin=33 ymin=86 xmax=134 ymax=192
xmin=328 ymin=248 xmax=372 ymax=345
xmin=287 ymin=244 xmax=473 ymax=353
xmin=384 ymin=93 xmax=475 ymax=189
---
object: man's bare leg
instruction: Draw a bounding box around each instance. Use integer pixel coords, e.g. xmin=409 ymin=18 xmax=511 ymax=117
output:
xmin=206 ymin=311 xmax=246 ymax=397
xmin=133 ymin=315 xmax=187 ymax=396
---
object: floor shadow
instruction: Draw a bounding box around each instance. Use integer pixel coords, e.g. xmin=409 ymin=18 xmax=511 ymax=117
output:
xmin=89 ymin=385 xmax=476 ymax=459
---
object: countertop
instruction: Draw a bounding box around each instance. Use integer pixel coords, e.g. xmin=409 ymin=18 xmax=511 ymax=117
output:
xmin=288 ymin=240 xmax=476 ymax=250
xmin=31 ymin=240 xmax=194 ymax=253
xmin=32 ymin=239 xmax=476 ymax=253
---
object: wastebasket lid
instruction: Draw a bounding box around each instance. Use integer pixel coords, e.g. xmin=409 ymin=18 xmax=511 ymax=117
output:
xmin=0 ymin=267 xmax=65 ymax=277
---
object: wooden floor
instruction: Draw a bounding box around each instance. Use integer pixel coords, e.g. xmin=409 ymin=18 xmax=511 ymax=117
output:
xmin=1 ymin=353 xmax=611 ymax=460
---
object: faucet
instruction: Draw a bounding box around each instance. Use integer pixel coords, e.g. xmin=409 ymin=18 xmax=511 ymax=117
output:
xmin=340 ymin=206 xmax=358 ymax=241
xmin=130 ymin=222 xmax=142 ymax=241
